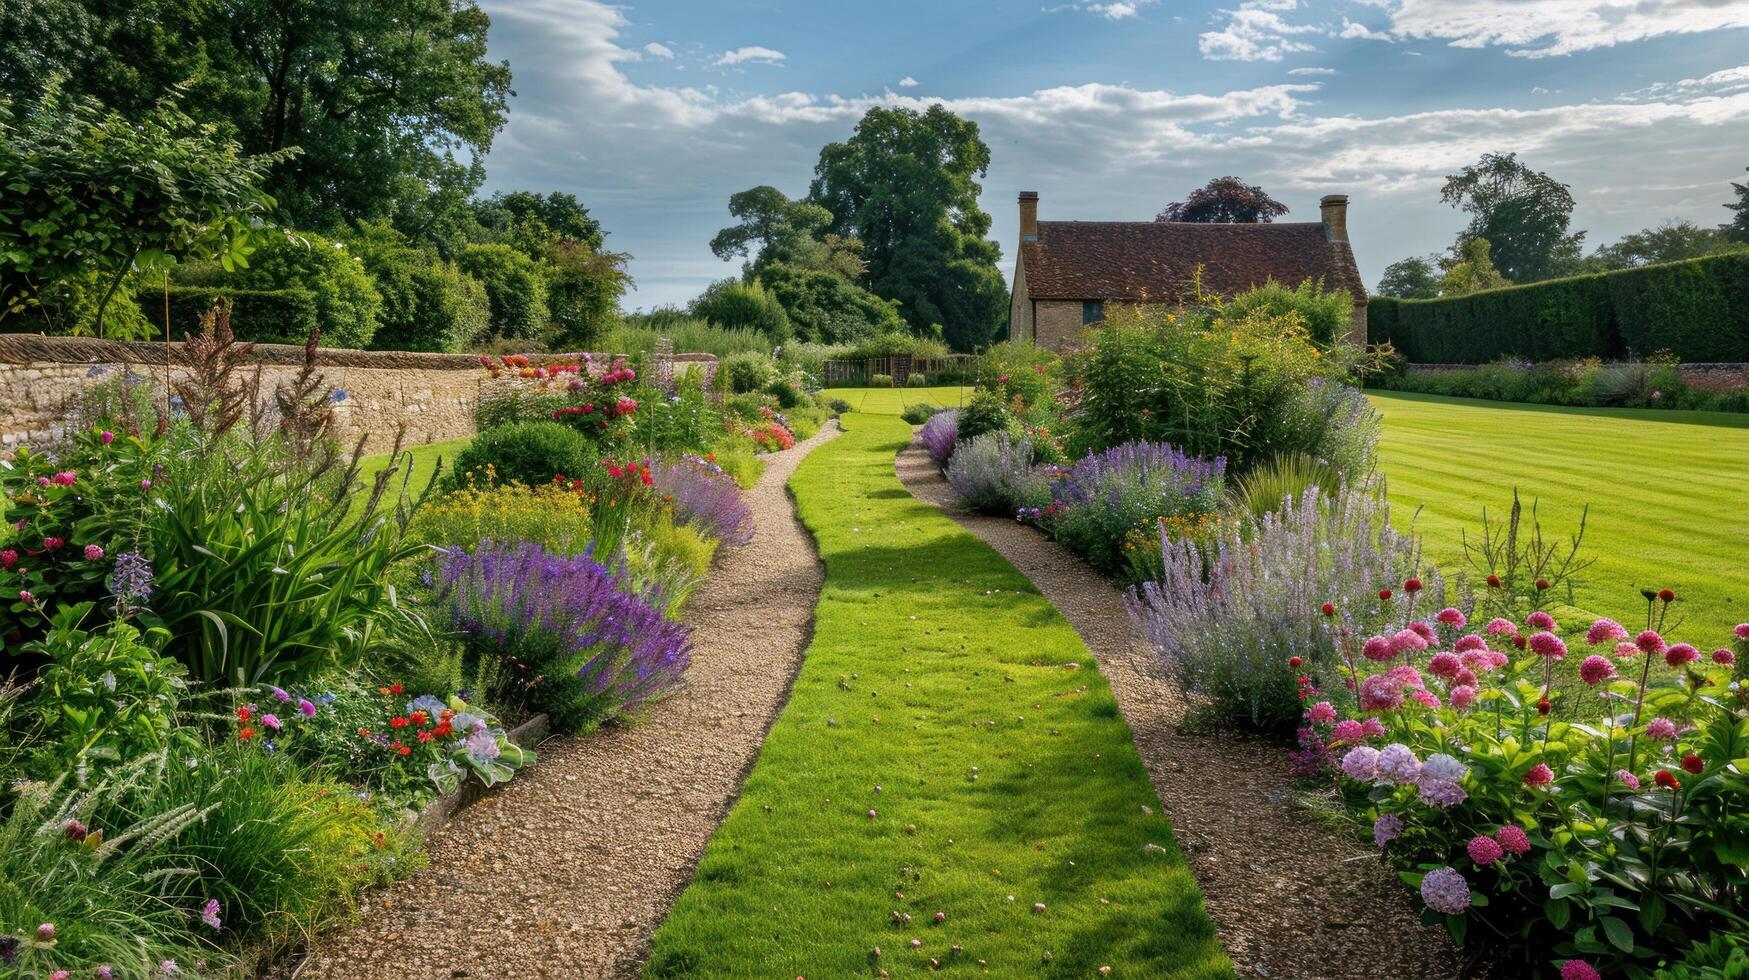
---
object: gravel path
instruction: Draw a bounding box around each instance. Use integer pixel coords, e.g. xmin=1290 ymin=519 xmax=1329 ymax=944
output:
xmin=295 ymin=422 xmax=840 ymax=980
xmin=895 ymin=442 xmax=1466 ymax=980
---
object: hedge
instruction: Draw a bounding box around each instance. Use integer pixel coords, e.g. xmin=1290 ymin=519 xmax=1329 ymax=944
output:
xmin=135 ymin=286 xmax=320 ymax=344
xmin=1369 ymin=253 xmax=1749 ymax=363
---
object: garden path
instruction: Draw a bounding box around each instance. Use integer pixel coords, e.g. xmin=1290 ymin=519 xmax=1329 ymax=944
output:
xmin=294 ymin=422 xmax=841 ymax=979
xmin=894 ymin=442 xmax=1466 ymax=980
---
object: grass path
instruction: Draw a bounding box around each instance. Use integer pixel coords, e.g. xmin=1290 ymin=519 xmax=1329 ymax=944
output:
xmin=822 ymin=386 xmax=974 ymax=414
xmin=646 ymin=412 xmax=1228 ymax=978
xmin=1372 ymin=391 xmax=1749 ymax=640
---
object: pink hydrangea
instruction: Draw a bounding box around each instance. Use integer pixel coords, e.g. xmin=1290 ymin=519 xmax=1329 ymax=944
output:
xmin=1359 ymin=674 xmax=1405 ymax=712
xmin=1614 ymin=770 xmax=1640 ymax=790
xmin=1664 ymin=643 xmax=1700 ymax=667
xmin=1408 ymin=621 xmax=1438 ymax=644
xmin=1305 ymin=701 xmax=1337 ymax=724
xmin=1428 ymin=652 xmax=1462 ymax=679
xmin=1377 ymin=743 xmax=1422 ymax=785
xmin=1714 ymin=648 xmax=1737 ymax=667
xmin=1410 ymin=689 xmax=1442 ymax=709
xmin=1361 ymin=636 xmax=1394 ymax=661
xmin=1435 ymin=608 xmax=1467 ymax=628
xmin=1636 ymin=630 xmax=1667 ymax=654
xmin=1454 ymin=633 xmax=1488 ymax=653
xmin=1529 ymin=632 xmax=1567 ymax=660
xmin=1390 ymin=628 xmax=1429 ymax=654
xmin=1359 ymin=717 xmax=1387 ymax=738
xmin=1524 ymin=763 xmax=1554 ymax=788
xmin=1560 ymin=961 xmax=1602 ymax=980
xmin=83 ymin=544 xmax=104 ymax=561
xmin=1585 ymin=618 xmax=1629 ymax=645
xmin=1340 ymin=746 xmax=1381 ymax=781
xmin=1646 ymin=717 xmax=1677 ymax=741
xmin=1450 ymin=685 xmax=1478 ymax=711
xmin=1329 ymin=719 xmax=1366 ymax=743
xmin=1387 ymin=665 xmax=1425 ymax=689
xmin=1485 ymin=617 xmax=1518 ymax=636
xmin=1578 ymin=655 xmax=1616 ymax=686
xmin=1527 ymin=610 xmax=1556 ymax=630
xmin=1494 ymin=824 xmax=1531 ymax=856
xmin=1466 ymin=835 xmax=1504 ymax=866
xmin=1612 ymin=641 xmax=1640 ymax=660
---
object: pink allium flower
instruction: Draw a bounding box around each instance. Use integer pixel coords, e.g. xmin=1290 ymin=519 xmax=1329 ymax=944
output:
xmin=1390 ymin=628 xmax=1429 ymax=654
xmin=1646 ymin=717 xmax=1678 ymax=741
xmin=1329 ymin=719 xmax=1365 ymax=743
xmin=1340 ymin=746 xmax=1380 ymax=781
xmin=1411 ymin=689 xmax=1442 ymax=709
xmin=1359 ymin=674 xmax=1404 ymax=711
xmin=1454 ymin=633 xmax=1488 ymax=653
xmin=1408 ymin=621 xmax=1438 ymax=644
xmin=1428 ymin=652 xmax=1462 ymax=679
xmin=1560 ymin=961 xmax=1602 ymax=980
xmin=1664 ymin=643 xmax=1700 ymax=667
xmin=262 ymin=713 xmax=281 ymax=732
xmin=100 ymin=430 xmax=114 ymax=444
xmin=1586 ymin=618 xmax=1629 ymax=645
xmin=1736 ymin=623 xmax=1749 ymax=640
xmin=1524 ymin=763 xmax=1554 ymax=788
xmin=1529 ymin=632 xmax=1567 ymax=660
xmin=0 ymin=548 xmax=16 ymax=569
xmin=141 ymin=479 xmax=153 ymax=490
xmin=1454 ymin=668 xmax=1478 ymax=687
xmin=1377 ymin=743 xmax=1422 ymax=785
xmin=1451 ymin=685 xmax=1478 ymax=711
xmin=1435 ymin=608 xmax=1467 ymax=628
xmin=1485 ymin=617 xmax=1518 ymax=636
xmin=1494 ymin=824 xmax=1530 ymax=856
xmin=1359 ymin=717 xmax=1387 ymax=738
xmin=1613 ymin=641 xmax=1640 ymax=660
xmin=1714 ymin=648 xmax=1737 ymax=667
xmin=1578 ymin=655 xmax=1616 ymax=686
xmin=1615 ymin=770 xmax=1640 ymax=790
xmin=83 ymin=544 xmax=104 ymax=561
xmin=51 ymin=470 xmax=77 ymax=486
xmin=1373 ymin=812 xmax=1403 ymax=847
xmin=42 ymin=536 xmax=64 ymax=551
xmin=1361 ymin=636 xmax=1393 ymax=661
xmin=1526 ymin=610 xmax=1556 ymax=630
xmin=1636 ymin=630 xmax=1666 ymax=654
xmin=1305 ymin=701 xmax=1337 ymax=724
xmin=1419 ymin=867 xmax=1471 ymax=915
xmin=1460 ymin=649 xmax=1508 ymax=672
xmin=1466 ymin=835 xmax=1504 ymax=866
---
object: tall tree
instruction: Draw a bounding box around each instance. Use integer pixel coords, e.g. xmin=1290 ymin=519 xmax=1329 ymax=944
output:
xmin=1375 ymin=256 xmax=1442 ymax=298
xmin=808 ymin=104 xmax=1007 ymax=352
xmin=1587 ymin=219 xmax=1746 ymax=270
xmin=710 ymin=186 xmax=833 ymax=267
xmin=1438 ymin=238 xmax=1510 ymax=297
xmin=1156 ymin=176 xmax=1289 ymax=223
xmin=1727 ymin=165 xmax=1749 ymax=244
xmin=1440 ymin=152 xmax=1584 ymax=283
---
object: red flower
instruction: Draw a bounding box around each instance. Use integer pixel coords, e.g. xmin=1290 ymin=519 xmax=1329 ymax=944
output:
xmin=410 ymin=710 xmax=430 ymax=727
xmin=389 ymin=683 xmax=404 ymax=695
xmin=418 ymin=730 xmax=433 ymax=744
xmin=397 ymin=745 xmax=412 ymax=757
xmin=1681 ymin=754 xmax=1704 ymax=774
xmin=1658 ymin=588 xmax=1677 ymax=602
xmin=433 ymin=722 xmax=454 ymax=737
xmin=358 ymin=727 xmax=371 ymax=738
xmin=1513 ymin=635 xmax=1528 ymax=650
xmin=239 ymin=726 xmax=255 ymax=741
xmin=1320 ymin=603 xmax=1335 ymax=616
xmin=1289 ymin=656 xmax=1303 ymax=667
xmin=237 ymin=706 xmax=253 ymax=723
xmin=1654 ymin=770 xmax=1681 ymax=790
xmin=1486 ymin=574 xmax=1501 ymax=588
xmin=1535 ymin=578 xmax=1551 ymax=591
xmin=390 ymin=716 xmax=410 ymax=729
xmin=1378 ymin=589 xmax=1393 ymax=601
xmin=1403 ymin=578 xmax=1422 ymax=593
xmin=1536 ymin=698 xmax=1551 ymax=716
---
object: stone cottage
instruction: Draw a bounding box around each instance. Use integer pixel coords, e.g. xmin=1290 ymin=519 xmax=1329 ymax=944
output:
xmin=1007 ymin=191 xmax=1367 ymax=349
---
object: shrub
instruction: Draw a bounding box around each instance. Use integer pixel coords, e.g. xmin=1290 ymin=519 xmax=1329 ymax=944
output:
xmin=623 ymin=513 xmax=718 ymax=617
xmin=765 ymin=376 xmax=808 ymax=409
xmin=826 ymin=398 xmax=853 ymax=415
xmin=1031 ymin=441 xmax=1226 ymax=576
xmin=1126 ymin=484 xmax=1458 ymax=732
xmin=1274 ymin=378 xmax=1381 ymax=480
xmin=945 ymin=432 xmax=1044 ymax=515
xmin=691 ymin=278 xmax=791 ymax=340
xmin=900 ymin=403 xmax=940 ymax=425
xmin=26 ymin=604 xmax=186 ymax=771
xmin=449 ymin=421 xmax=595 ymax=490
xmin=1220 ymin=278 xmax=1354 ymax=346
xmin=347 ymin=225 xmax=489 ymax=352
xmin=173 ymin=231 xmax=382 ymax=349
xmin=474 ymin=389 xmax=572 ymax=431
xmin=979 ymin=340 xmax=1059 ymax=410
xmin=650 ymin=456 xmax=754 ymax=546
xmin=140 ymin=286 xmax=321 ymax=344
xmin=1235 ymin=452 xmax=1340 ymax=523
xmin=412 ymin=479 xmax=602 ymax=556
xmin=918 ymin=410 xmax=959 ymax=468
xmin=458 ymin=242 xmax=549 ymax=341
xmin=754 ymin=262 xmax=904 ymax=342
xmin=436 ymin=541 xmax=691 ymax=733
xmin=870 ymin=372 xmax=893 ymax=388
xmin=906 ymin=372 xmax=928 ymax=387
xmin=603 ymin=311 xmax=773 ymax=357
xmin=718 ymin=351 xmax=776 ymax=394
xmin=954 ymin=389 xmax=1012 ymax=445
xmin=848 ymin=333 xmax=951 ymax=360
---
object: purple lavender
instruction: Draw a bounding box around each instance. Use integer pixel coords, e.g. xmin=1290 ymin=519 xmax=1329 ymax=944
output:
xmin=918 ymin=410 xmax=960 ymax=469
xmin=108 ymin=551 xmax=155 ymax=616
xmin=650 ymin=459 xmax=755 ymax=545
xmin=1049 ymin=441 xmax=1225 ymax=511
xmin=437 ymin=541 xmax=692 ymax=727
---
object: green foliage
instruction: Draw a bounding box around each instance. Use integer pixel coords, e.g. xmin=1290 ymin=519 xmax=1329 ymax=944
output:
xmin=754 ymin=261 xmax=903 ymax=342
xmin=691 ymin=278 xmax=791 ymax=340
xmin=808 ymin=104 xmax=1008 ymax=351
xmin=1375 ymin=358 xmax=1749 ymax=413
xmin=847 ymin=332 xmax=951 ymax=360
xmin=1369 ymin=252 xmax=1749 ymax=363
xmin=1438 ymin=237 xmax=1512 ymax=297
xmin=899 ymin=403 xmax=940 ymax=425
xmin=1586 ymin=219 xmax=1747 ymax=271
xmin=1219 ymin=278 xmax=1354 ymax=345
xmin=26 ymin=604 xmax=186 ymax=771
xmin=1235 ymin=452 xmax=1340 ymax=522
xmin=603 ymin=311 xmax=774 ymax=358
xmin=140 ymin=286 xmax=320 ymax=345
xmin=954 ymin=389 xmax=1013 ymax=444
xmin=709 ymin=185 xmax=834 ymax=266
xmin=449 ymin=421 xmax=596 ymax=489
xmin=545 ymin=239 xmax=631 ymax=350
xmin=175 ymin=231 xmax=383 ymax=349
xmin=717 ymin=351 xmax=777 ymax=394
xmin=0 ymin=88 xmax=285 ymax=338
xmin=1376 ymin=255 xmax=1443 ymax=299
xmin=474 ymin=388 xmax=571 ymax=431
xmin=475 ymin=191 xmax=606 ymax=253
xmin=764 ymin=376 xmax=808 ymax=409
xmin=1441 ymin=151 xmax=1585 ymax=283
xmin=343 ymin=222 xmax=488 ymax=352
xmin=1725 ymin=165 xmax=1749 ymax=245
xmin=458 ymin=242 xmax=550 ymax=341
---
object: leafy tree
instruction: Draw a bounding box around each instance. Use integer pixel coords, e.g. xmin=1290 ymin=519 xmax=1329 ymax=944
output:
xmin=0 ymin=88 xmax=286 ymax=338
xmin=1375 ymin=256 xmax=1442 ymax=298
xmin=1726 ymin=166 xmax=1749 ymax=244
xmin=1440 ymin=152 xmax=1584 ymax=283
xmin=545 ymin=240 xmax=631 ymax=350
xmin=1438 ymin=238 xmax=1510 ymax=297
xmin=457 ymin=243 xmax=548 ymax=341
xmin=754 ymin=263 xmax=903 ymax=343
xmin=476 ymin=191 xmax=607 ymax=255
xmin=1586 ymin=220 xmax=1747 ymax=271
xmin=1156 ymin=176 xmax=1289 ymax=223
xmin=0 ymin=0 xmax=92 ymax=103
xmin=690 ymin=279 xmax=791 ymax=340
xmin=175 ymin=231 xmax=383 ymax=348
xmin=808 ymin=104 xmax=1008 ymax=352
xmin=710 ymin=186 xmax=833 ymax=268
xmin=342 ymin=222 xmax=488 ymax=352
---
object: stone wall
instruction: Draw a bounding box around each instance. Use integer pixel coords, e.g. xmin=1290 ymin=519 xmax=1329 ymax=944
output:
xmin=0 ymin=335 xmax=717 ymax=453
xmin=1404 ymin=360 xmax=1749 ymax=394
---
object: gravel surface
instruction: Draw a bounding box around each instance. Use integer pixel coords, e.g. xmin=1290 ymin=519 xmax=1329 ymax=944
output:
xmin=294 ymin=422 xmax=840 ymax=980
xmin=895 ymin=442 xmax=1466 ymax=980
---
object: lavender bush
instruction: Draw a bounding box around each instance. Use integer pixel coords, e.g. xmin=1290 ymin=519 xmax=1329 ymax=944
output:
xmin=1284 ymin=378 xmax=1381 ymax=480
xmin=1125 ymin=484 xmax=1464 ymax=732
xmin=651 ymin=456 xmax=754 ymax=545
xmin=918 ymin=409 xmax=960 ymax=469
xmin=1033 ymin=441 xmax=1225 ymax=575
xmin=945 ymin=432 xmax=1045 ymax=515
xmin=436 ymin=540 xmax=692 ymax=733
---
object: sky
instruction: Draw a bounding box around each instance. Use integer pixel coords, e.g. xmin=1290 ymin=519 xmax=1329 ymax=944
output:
xmin=471 ymin=0 xmax=1749 ymax=310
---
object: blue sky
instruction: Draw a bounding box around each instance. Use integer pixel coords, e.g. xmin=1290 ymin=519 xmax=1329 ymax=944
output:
xmin=473 ymin=0 xmax=1749 ymax=310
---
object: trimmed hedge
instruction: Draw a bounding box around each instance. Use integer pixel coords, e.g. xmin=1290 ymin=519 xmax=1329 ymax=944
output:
xmin=136 ymin=286 xmax=320 ymax=344
xmin=1369 ymin=253 xmax=1749 ymax=363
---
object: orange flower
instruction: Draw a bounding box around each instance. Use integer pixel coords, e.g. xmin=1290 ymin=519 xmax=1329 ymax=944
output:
xmin=239 ymin=726 xmax=256 ymax=740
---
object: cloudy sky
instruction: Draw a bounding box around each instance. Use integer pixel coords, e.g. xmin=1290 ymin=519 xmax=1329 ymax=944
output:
xmin=472 ymin=0 xmax=1749 ymax=309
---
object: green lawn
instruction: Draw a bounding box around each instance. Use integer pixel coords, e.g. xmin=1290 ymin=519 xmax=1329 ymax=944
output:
xmin=646 ymin=413 xmax=1228 ymax=978
xmin=353 ymin=437 xmax=469 ymax=497
xmin=1372 ymin=391 xmax=1748 ymax=641
xmin=822 ymin=385 xmax=974 ymax=415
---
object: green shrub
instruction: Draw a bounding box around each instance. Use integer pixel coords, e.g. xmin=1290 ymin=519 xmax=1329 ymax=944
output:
xmin=900 ymin=403 xmax=940 ymax=425
xmin=980 ymin=340 xmax=1059 ymax=409
xmin=474 ymin=389 xmax=571 ymax=431
xmin=754 ymin=262 xmax=903 ymax=342
xmin=870 ymin=372 xmax=893 ymax=387
xmin=826 ymin=398 xmax=852 ymax=415
xmin=906 ymin=372 xmax=929 ymax=387
xmin=448 ymin=421 xmax=595 ymax=489
xmin=954 ymin=389 xmax=1012 ymax=444
xmin=346 ymin=225 xmax=489 ymax=352
xmin=849 ymin=333 xmax=951 ymax=360
xmin=458 ymin=242 xmax=549 ymax=341
xmin=604 ymin=311 xmax=772 ymax=357
xmin=143 ymin=285 xmax=321 ymax=344
xmin=764 ymin=376 xmax=807 ymax=408
xmin=173 ymin=231 xmax=382 ymax=349
xmin=26 ymin=605 xmax=186 ymax=772
xmin=718 ymin=351 xmax=776 ymax=394
xmin=691 ymin=279 xmax=791 ymax=340
xmin=1221 ymin=278 xmax=1354 ymax=346
xmin=1235 ymin=452 xmax=1339 ymax=522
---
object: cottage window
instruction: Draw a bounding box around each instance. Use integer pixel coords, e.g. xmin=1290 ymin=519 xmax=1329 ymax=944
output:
xmin=1082 ymin=300 xmax=1105 ymax=325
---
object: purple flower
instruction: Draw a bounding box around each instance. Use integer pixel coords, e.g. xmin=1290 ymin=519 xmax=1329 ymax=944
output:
xmin=108 ymin=551 xmax=155 ymax=616
xmin=1421 ymin=753 xmax=1466 ymax=783
xmin=1646 ymin=717 xmax=1678 ymax=741
xmin=298 ymin=698 xmax=317 ymax=718
xmin=1377 ymin=743 xmax=1421 ymax=785
xmin=650 ymin=458 xmax=755 ymax=546
xmin=1417 ymin=778 xmax=1468 ymax=808
xmin=1419 ymin=867 xmax=1471 ymax=915
xmin=465 ymin=729 xmax=501 ymax=764
xmin=1340 ymin=746 xmax=1380 ymax=782
xmin=918 ymin=410 xmax=960 ymax=468
xmin=1372 ymin=812 xmax=1403 ymax=847
xmin=201 ymin=899 xmax=222 ymax=931
xmin=270 ymin=686 xmax=290 ymax=702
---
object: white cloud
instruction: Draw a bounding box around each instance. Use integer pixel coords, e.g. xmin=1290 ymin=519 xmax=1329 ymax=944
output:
xmin=643 ymin=42 xmax=675 ymax=60
xmin=1045 ymin=1 xmax=1159 ymax=20
xmin=1366 ymin=1 xmax=1749 ymax=58
xmin=899 ymin=76 xmax=920 ymax=88
xmin=1287 ymin=66 xmax=1337 ymax=76
xmin=1200 ymin=0 xmax=1322 ymax=61
xmin=1338 ymin=18 xmax=1393 ymax=41
xmin=713 ymin=46 xmax=786 ymax=67
xmin=1628 ymin=64 xmax=1749 ymax=98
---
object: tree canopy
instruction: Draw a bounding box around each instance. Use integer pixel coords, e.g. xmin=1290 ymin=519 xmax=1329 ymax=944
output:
xmin=1156 ymin=176 xmax=1290 ymax=223
xmin=1440 ymin=152 xmax=1584 ymax=284
xmin=1438 ymin=238 xmax=1510 ymax=297
xmin=1375 ymin=256 xmax=1442 ymax=299
xmin=1726 ymin=165 xmax=1749 ymax=244
xmin=1586 ymin=220 xmax=1746 ymax=271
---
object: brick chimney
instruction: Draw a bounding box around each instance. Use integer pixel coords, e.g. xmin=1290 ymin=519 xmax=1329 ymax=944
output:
xmin=1019 ymin=191 xmax=1039 ymax=242
xmin=1319 ymin=194 xmax=1349 ymax=244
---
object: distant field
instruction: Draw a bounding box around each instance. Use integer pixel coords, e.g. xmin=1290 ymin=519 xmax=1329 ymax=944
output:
xmin=1371 ymin=391 xmax=1748 ymax=642
xmin=821 ymin=386 xmax=974 ymax=414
